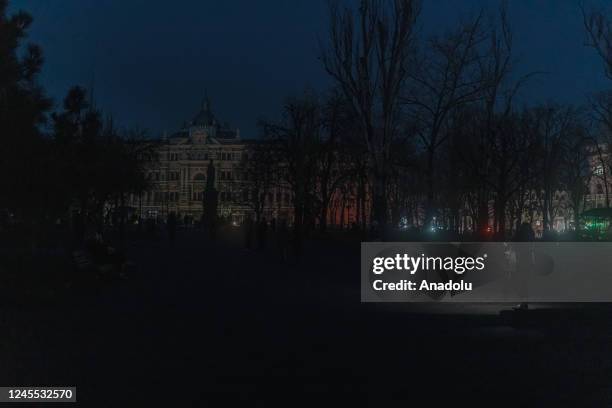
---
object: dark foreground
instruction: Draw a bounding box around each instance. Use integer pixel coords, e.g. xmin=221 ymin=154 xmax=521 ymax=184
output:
xmin=1 ymin=229 xmax=612 ymax=407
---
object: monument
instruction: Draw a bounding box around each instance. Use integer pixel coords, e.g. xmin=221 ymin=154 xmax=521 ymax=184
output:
xmin=202 ymin=159 xmax=219 ymax=238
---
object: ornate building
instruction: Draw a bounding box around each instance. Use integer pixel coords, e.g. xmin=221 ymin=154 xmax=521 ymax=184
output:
xmin=131 ymin=98 xmax=291 ymax=224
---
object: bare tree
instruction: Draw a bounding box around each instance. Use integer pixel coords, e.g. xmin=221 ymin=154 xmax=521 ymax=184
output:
xmin=527 ymin=105 xmax=578 ymax=232
xmin=261 ymin=92 xmax=322 ymax=254
xmin=321 ymin=0 xmax=419 ymax=231
xmin=589 ymin=91 xmax=612 ymax=209
xmin=428 ymin=3 xmax=540 ymax=237
xmin=583 ymin=5 xmax=612 ymax=79
xmin=343 ymin=131 xmax=370 ymax=231
xmin=234 ymin=141 xmax=276 ymax=222
xmin=583 ymin=6 xmax=612 ymax=210
xmin=561 ymin=123 xmax=591 ymax=228
xmin=404 ymin=10 xmax=490 ymax=227
xmin=314 ymin=92 xmax=353 ymax=232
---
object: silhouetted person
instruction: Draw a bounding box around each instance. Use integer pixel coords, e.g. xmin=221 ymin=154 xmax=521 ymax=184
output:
xmin=270 ymin=217 xmax=277 ymax=233
xmin=257 ymin=217 xmax=268 ymax=250
xmin=277 ymin=219 xmax=289 ymax=262
xmin=146 ymin=218 xmax=156 ymax=239
xmin=209 ymin=218 xmax=217 ymax=241
xmin=369 ymin=220 xmax=380 ymax=241
xmin=244 ymin=216 xmax=254 ymax=249
xmin=493 ymin=230 xmax=505 ymax=242
xmin=167 ymin=212 xmax=177 ymax=245
xmin=73 ymin=211 xmax=85 ymax=247
xmin=84 ymin=233 xmax=126 ymax=278
xmin=513 ymin=222 xmax=535 ymax=310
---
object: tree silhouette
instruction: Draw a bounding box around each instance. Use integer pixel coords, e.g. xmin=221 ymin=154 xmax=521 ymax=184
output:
xmin=321 ymin=0 xmax=419 ymax=232
xmin=0 ymin=1 xmax=52 ymax=248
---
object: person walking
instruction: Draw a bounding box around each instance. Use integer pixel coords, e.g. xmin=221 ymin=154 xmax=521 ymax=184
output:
xmin=277 ymin=219 xmax=289 ymax=262
xmin=257 ymin=217 xmax=268 ymax=250
xmin=244 ymin=216 xmax=254 ymax=249
xmin=513 ymin=222 xmax=535 ymax=310
xmin=167 ymin=212 xmax=177 ymax=246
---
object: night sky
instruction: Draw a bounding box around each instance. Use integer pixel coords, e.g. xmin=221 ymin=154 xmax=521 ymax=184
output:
xmin=9 ymin=0 xmax=612 ymax=138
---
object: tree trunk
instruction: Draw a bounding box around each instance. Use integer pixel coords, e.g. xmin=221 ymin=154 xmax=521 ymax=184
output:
xmin=370 ymin=159 xmax=388 ymax=233
xmin=320 ymin=205 xmax=328 ymax=233
xmin=425 ymin=148 xmax=435 ymax=226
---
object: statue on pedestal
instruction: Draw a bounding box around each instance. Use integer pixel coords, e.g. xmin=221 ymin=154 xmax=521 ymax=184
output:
xmin=202 ymin=159 xmax=219 ymax=239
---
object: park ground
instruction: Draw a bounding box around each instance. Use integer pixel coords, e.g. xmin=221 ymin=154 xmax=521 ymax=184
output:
xmin=1 ymin=228 xmax=612 ymax=406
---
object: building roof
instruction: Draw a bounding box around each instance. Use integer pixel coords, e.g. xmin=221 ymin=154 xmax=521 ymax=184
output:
xmin=191 ymin=98 xmax=217 ymax=127
xmin=166 ymin=97 xmax=240 ymax=142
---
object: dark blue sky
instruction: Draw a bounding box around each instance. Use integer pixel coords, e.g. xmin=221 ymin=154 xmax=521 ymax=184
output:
xmin=9 ymin=0 xmax=612 ymax=138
